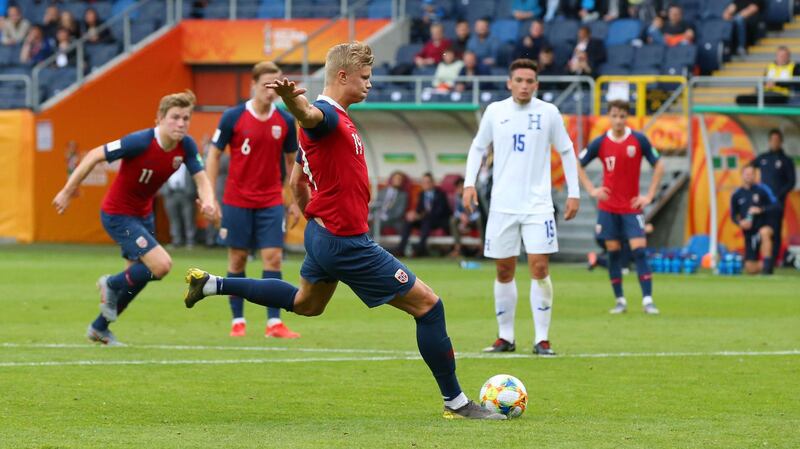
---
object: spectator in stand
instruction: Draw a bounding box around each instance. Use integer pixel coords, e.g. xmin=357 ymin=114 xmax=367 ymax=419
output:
xmin=572 ymin=25 xmax=605 ymax=71
xmin=722 ymin=0 xmax=762 ymax=55
xmin=449 ymin=177 xmax=483 ymax=257
xmin=415 ymin=23 xmax=452 ymax=68
xmin=647 ymin=5 xmax=694 ymax=46
xmin=53 ymin=26 xmax=76 ymax=68
xmin=538 ymin=45 xmax=564 ymax=76
xmin=575 ymin=0 xmax=601 ymax=22
xmin=600 ymin=0 xmax=630 ymax=21
xmin=433 ymin=49 xmax=464 ymax=91
xmin=736 ymin=46 xmax=800 ymax=105
xmin=59 ymin=10 xmax=80 ymax=39
xmin=411 ymin=0 xmax=446 ymax=43
xmin=1 ymin=5 xmax=31 ymax=46
xmin=467 ymin=18 xmax=502 ymax=67
xmin=83 ymin=7 xmax=114 ymax=44
xmin=20 ymin=25 xmax=52 ymax=65
xmin=397 ymin=172 xmax=451 ymax=257
xmin=40 ymin=4 xmax=60 ymax=40
xmin=513 ymin=20 xmax=549 ymax=61
xmin=512 ymin=0 xmax=543 ymax=20
xmin=451 ymin=20 xmax=471 ymax=58
xmin=455 ymin=50 xmax=491 ymax=92
xmin=370 ymin=171 xmax=409 ymax=235
xmin=568 ymin=49 xmax=593 ymax=75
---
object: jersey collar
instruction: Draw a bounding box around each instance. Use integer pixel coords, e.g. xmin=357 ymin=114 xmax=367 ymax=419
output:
xmin=606 ymin=126 xmax=632 ymax=143
xmin=246 ymin=99 xmax=276 ymax=121
xmin=153 ymin=126 xmax=165 ymax=149
xmin=317 ymin=94 xmax=347 ymax=114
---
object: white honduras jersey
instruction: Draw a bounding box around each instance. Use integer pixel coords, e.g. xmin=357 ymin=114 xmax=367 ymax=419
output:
xmin=468 ymin=97 xmax=576 ymax=215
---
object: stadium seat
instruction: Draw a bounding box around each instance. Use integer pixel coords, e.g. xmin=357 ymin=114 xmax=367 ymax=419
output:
xmin=545 ymin=19 xmax=580 ymax=48
xmin=112 ymin=0 xmax=139 ymax=19
xmin=491 ymin=19 xmax=520 ymax=44
xmin=702 ymin=0 xmax=732 ymax=19
xmin=495 ymin=42 xmax=516 ymax=66
xmin=632 ymin=44 xmax=666 ymax=72
xmin=395 ymin=44 xmax=424 ymax=65
xmin=662 ymin=44 xmax=697 ymax=75
xmin=605 ymin=19 xmax=642 ymax=46
xmin=38 ymin=67 xmax=77 ymax=101
xmin=463 ymin=0 xmax=497 ymax=23
xmin=699 ymin=19 xmax=733 ymax=43
xmin=92 ymin=2 xmax=114 ymax=22
xmin=411 ymin=65 xmax=436 ymax=77
xmin=599 ymin=64 xmax=631 ymax=75
xmin=311 ymin=0 xmax=341 ymax=18
xmin=141 ymin=1 xmax=167 ymax=26
xmin=0 ymin=45 xmax=15 ymax=67
xmin=258 ymin=0 xmax=286 ymax=18
xmin=588 ymin=20 xmax=609 ymax=41
xmin=765 ymin=0 xmax=792 ymax=25
xmin=288 ymin=0 xmax=315 ymax=17
xmin=517 ymin=19 xmax=534 ymax=39
xmin=236 ymin=0 xmax=261 ymax=19
xmin=367 ymin=0 xmax=393 ymax=18
xmin=603 ymin=44 xmax=635 ymax=69
xmin=441 ymin=19 xmax=458 ymax=40
xmin=86 ymin=44 xmax=120 ymax=71
xmin=494 ymin=0 xmax=515 ymax=20
xmin=677 ymin=0 xmax=703 ymax=25
xmin=696 ymin=40 xmax=724 ymax=73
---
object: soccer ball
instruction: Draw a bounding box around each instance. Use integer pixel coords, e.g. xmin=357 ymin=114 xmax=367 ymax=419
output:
xmin=479 ymin=374 xmax=528 ymax=418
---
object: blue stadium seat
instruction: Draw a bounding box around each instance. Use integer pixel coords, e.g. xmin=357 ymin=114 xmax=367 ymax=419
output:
xmin=411 ymin=65 xmax=436 ymax=76
xmin=258 ymin=0 xmax=286 ymax=18
xmin=311 ymin=0 xmax=341 ymax=18
xmin=236 ymin=0 xmax=261 ymax=19
xmin=699 ymin=19 xmax=733 ymax=43
xmin=367 ymin=0 xmax=393 ymax=18
xmin=677 ymin=0 xmax=703 ymax=25
xmin=92 ymin=2 xmax=114 ymax=22
xmin=599 ymin=64 xmax=631 ymax=75
xmin=25 ymin=3 xmax=47 ymax=24
xmin=545 ymin=19 xmax=580 ymax=47
xmin=131 ymin=21 xmax=159 ymax=45
xmin=491 ymin=19 xmax=520 ymax=44
xmin=552 ymin=43 xmax=573 ymax=68
xmin=141 ymin=1 xmax=167 ymax=25
xmin=395 ymin=43 xmax=424 ymax=65
xmin=766 ymin=0 xmax=792 ymax=25
xmin=696 ymin=40 xmax=724 ymax=74
xmin=517 ymin=19 xmax=534 ymax=39
xmin=0 ymin=45 xmax=15 ymax=67
xmin=494 ymin=0 xmax=515 ymax=19
xmin=495 ymin=42 xmax=516 ymax=66
xmin=62 ymin=2 xmax=88 ymax=21
xmin=86 ymin=44 xmax=120 ymax=71
xmin=605 ymin=19 xmax=642 ymax=46
xmin=702 ymin=0 xmax=732 ymax=19
xmin=603 ymin=44 xmax=635 ymax=68
xmin=632 ymin=44 xmax=666 ymax=72
xmin=662 ymin=44 xmax=697 ymax=75
xmin=588 ymin=20 xmax=609 ymax=41
xmin=463 ymin=0 xmax=497 ymax=23
xmin=38 ymin=67 xmax=77 ymax=101
xmin=112 ymin=0 xmax=139 ymax=19
xmin=441 ymin=19 xmax=458 ymax=40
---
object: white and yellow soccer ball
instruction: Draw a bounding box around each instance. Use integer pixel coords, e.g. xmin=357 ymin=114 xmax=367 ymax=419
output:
xmin=479 ymin=374 xmax=528 ymax=418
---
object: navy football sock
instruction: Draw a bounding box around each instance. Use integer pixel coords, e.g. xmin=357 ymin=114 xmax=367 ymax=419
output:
xmin=633 ymin=248 xmax=652 ymax=297
xmin=415 ymin=299 xmax=462 ymax=401
xmin=762 ymin=257 xmax=774 ymax=274
xmin=116 ymin=283 xmax=145 ymax=316
xmin=107 ymin=263 xmax=154 ymax=290
xmin=91 ymin=314 xmax=109 ymax=332
xmin=219 ymin=278 xmax=297 ymax=312
xmin=608 ymin=250 xmax=624 ymax=298
xmin=227 ymin=271 xmax=246 ymax=319
xmin=262 ymin=270 xmax=282 ymax=320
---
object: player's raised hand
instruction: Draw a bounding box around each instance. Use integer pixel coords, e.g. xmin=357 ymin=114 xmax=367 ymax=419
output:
xmin=52 ymin=188 xmax=75 ymax=214
xmin=631 ymin=194 xmax=653 ymax=210
xmin=266 ymin=78 xmax=307 ymax=99
xmin=590 ymin=186 xmax=610 ymax=201
xmin=462 ymin=186 xmax=479 ymax=214
xmin=564 ymin=197 xmax=579 ymax=221
xmin=287 ymin=203 xmax=302 ymax=229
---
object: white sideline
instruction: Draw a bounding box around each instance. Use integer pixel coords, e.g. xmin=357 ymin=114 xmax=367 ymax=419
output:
xmin=0 ymin=343 xmax=798 ymax=368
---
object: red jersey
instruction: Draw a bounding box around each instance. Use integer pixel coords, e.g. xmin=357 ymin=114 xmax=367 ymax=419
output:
xmin=297 ymin=96 xmax=370 ymax=236
xmin=102 ymin=128 xmax=203 ymax=217
xmin=212 ymin=101 xmax=297 ymax=209
xmin=579 ymin=127 xmax=660 ymax=214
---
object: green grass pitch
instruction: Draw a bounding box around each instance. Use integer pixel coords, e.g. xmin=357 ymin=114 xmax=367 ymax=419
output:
xmin=1 ymin=244 xmax=798 ymax=448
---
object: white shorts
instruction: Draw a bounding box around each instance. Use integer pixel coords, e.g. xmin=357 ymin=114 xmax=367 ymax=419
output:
xmin=484 ymin=211 xmax=558 ymax=258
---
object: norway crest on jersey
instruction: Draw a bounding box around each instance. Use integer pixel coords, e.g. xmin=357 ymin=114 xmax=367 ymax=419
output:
xmin=272 ymin=125 xmax=282 ymax=139
xmin=626 ymin=145 xmax=637 ymax=158
xmin=172 ymin=156 xmax=184 ymax=169
xmin=394 ymin=268 xmax=409 ymax=284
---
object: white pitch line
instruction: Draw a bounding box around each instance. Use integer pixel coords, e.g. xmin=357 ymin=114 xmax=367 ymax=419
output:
xmin=0 ymin=342 xmax=418 ymax=355
xmin=0 ymin=349 xmax=798 ymax=368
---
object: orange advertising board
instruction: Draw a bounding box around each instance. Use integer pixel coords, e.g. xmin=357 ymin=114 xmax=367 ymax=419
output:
xmin=181 ymin=19 xmax=390 ymax=64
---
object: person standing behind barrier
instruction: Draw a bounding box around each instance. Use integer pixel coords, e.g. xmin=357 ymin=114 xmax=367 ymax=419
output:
xmin=370 ymin=171 xmax=409 ymax=235
xmin=160 ymin=162 xmax=198 ymax=248
xmin=398 ymin=172 xmax=451 ymax=257
xmin=750 ymin=129 xmax=796 ymax=266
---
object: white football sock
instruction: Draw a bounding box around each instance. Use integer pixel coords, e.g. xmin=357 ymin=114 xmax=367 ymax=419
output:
xmin=444 ymin=392 xmax=469 ymax=409
xmin=202 ymin=275 xmax=219 ymax=296
xmin=642 ymin=295 xmax=653 ymax=306
xmin=232 ymin=317 xmax=246 ymax=325
xmin=530 ymin=276 xmax=553 ymax=344
xmin=616 ymin=297 xmax=628 ymax=305
xmin=267 ymin=318 xmax=282 ymax=327
xmin=494 ymin=279 xmax=517 ymax=343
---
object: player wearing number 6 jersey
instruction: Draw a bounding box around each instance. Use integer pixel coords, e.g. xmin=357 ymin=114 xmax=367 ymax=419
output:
xmin=577 ymin=100 xmax=664 ymax=315
xmin=208 ymin=61 xmax=302 ymax=339
xmin=51 ymin=90 xmax=217 ymax=345
xmin=463 ymin=58 xmax=581 ymax=357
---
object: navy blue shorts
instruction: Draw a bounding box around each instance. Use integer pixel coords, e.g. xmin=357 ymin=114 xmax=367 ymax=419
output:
xmin=221 ymin=204 xmax=284 ymax=249
xmin=100 ymin=211 xmax=159 ymax=261
xmin=596 ymin=210 xmax=646 ymax=241
xmin=300 ymin=220 xmax=417 ymax=307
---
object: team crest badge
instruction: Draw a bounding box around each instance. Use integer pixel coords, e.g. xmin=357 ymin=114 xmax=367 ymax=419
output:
xmin=394 ymin=268 xmax=409 ymax=284
xmin=626 ymin=145 xmax=636 ymax=158
xmin=219 ymin=228 xmax=228 ymax=239
xmin=776 ymin=160 xmax=782 ymax=169
xmin=753 ymin=194 xmax=759 ymax=203
xmin=172 ymin=156 xmax=184 ymax=169
xmin=272 ymin=125 xmax=282 ymax=139
xmin=135 ymin=236 xmax=148 ymax=249
xmin=595 ymin=224 xmax=602 ymax=234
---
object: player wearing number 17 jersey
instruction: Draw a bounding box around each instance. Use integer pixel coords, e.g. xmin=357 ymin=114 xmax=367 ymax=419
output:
xmin=463 ymin=58 xmax=581 ymax=357
xmin=577 ymin=100 xmax=665 ymax=315
xmin=183 ymin=42 xmax=504 ymax=420
xmin=51 ymin=91 xmax=217 ymax=345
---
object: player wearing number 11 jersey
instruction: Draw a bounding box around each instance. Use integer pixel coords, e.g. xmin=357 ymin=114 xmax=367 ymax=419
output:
xmin=463 ymin=58 xmax=581 ymax=356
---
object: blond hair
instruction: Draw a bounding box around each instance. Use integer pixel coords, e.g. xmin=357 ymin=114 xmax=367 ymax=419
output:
xmin=324 ymin=42 xmax=374 ymax=85
xmin=157 ymin=90 xmax=196 ymax=118
xmin=252 ymin=61 xmax=281 ymax=81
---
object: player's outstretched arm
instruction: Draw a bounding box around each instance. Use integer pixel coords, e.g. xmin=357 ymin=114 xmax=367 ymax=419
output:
xmin=290 ymin=162 xmax=311 ymax=214
xmin=192 ymin=171 xmax=218 ymax=221
xmin=265 ymin=78 xmax=324 ymax=129
xmin=52 ymin=145 xmax=106 ymax=214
